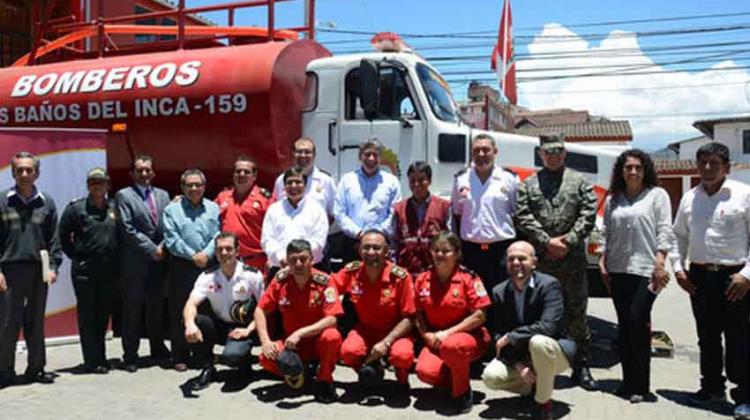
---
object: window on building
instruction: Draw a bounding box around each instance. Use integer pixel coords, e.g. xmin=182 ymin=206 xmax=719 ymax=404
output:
xmin=743 ymin=130 xmax=750 ymax=154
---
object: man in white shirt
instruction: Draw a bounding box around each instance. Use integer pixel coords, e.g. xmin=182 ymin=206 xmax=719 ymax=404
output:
xmin=272 ymin=138 xmax=336 ymax=270
xmin=673 ymin=142 xmax=750 ymax=419
xmin=451 ymin=133 xmax=520 ymax=293
xmin=262 ymin=168 xmax=329 ymax=276
xmin=334 ymin=138 xmax=401 ymax=265
xmin=183 ymin=232 xmax=265 ymax=391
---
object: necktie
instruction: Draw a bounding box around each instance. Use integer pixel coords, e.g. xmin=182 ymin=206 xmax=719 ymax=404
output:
xmin=144 ymin=188 xmax=158 ymax=224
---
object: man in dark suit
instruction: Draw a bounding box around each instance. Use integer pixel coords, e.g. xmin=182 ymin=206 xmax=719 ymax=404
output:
xmin=115 ymin=155 xmax=171 ymax=372
xmin=481 ymin=241 xmax=575 ymax=420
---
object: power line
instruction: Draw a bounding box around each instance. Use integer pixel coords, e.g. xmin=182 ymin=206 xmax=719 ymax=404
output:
xmin=438 ymin=49 xmax=750 ymax=76
xmin=319 ymin=22 xmax=750 ymax=45
xmin=445 ymin=64 xmax=750 ymax=84
xmin=516 ymin=80 xmax=750 ymax=94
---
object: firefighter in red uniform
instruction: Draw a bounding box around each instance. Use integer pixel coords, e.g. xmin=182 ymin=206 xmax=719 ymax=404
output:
xmin=414 ymin=231 xmax=491 ymax=414
xmin=393 ymin=161 xmax=450 ymax=277
xmin=254 ymin=239 xmax=343 ymax=403
xmin=215 ymin=155 xmax=272 ymax=272
xmin=334 ymin=229 xmax=416 ymax=389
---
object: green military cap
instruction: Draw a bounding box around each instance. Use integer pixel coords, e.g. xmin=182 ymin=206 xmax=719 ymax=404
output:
xmin=87 ymin=167 xmax=109 ymax=182
xmin=539 ymin=133 xmax=565 ymax=151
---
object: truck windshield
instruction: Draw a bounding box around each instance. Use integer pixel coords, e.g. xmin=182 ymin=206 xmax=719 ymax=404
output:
xmin=416 ymin=63 xmax=459 ymax=123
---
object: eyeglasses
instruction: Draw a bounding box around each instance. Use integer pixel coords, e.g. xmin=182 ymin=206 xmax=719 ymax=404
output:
xmin=543 ymin=147 xmax=565 ymax=156
xmin=293 ymin=149 xmax=314 ymax=156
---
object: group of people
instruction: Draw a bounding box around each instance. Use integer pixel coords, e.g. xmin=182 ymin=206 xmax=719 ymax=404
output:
xmin=0 ymin=132 xmax=748 ymax=420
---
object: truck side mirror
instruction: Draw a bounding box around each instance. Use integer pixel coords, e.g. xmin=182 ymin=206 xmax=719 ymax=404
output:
xmin=359 ymin=59 xmax=380 ymax=121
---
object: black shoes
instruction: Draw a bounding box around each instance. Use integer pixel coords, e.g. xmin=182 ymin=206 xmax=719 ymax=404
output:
xmin=689 ymin=388 xmax=727 ymax=405
xmin=454 ymin=389 xmax=473 ymax=414
xmin=572 ymin=366 xmax=598 ymax=391
xmin=123 ymin=361 xmax=138 ymax=373
xmin=24 ymin=369 xmax=55 ymax=384
xmin=85 ymin=364 xmax=110 ymax=375
xmin=190 ymin=365 xmax=216 ymax=391
xmin=0 ymin=372 xmax=15 ymax=388
xmin=314 ymin=381 xmax=338 ymax=403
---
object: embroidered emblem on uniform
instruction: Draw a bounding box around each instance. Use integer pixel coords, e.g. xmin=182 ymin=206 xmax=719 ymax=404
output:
xmin=419 ymin=287 xmax=430 ymax=298
xmin=452 ymin=288 xmax=459 ymax=297
xmin=253 ymin=201 xmax=260 ymax=209
xmin=500 ymin=183 xmax=508 ymax=194
xmin=279 ymin=297 xmax=291 ymax=306
xmin=459 ymin=186 xmax=470 ymax=197
xmin=238 ymin=286 xmax=247 ymax=294
xmin=310 ymin=291 xmax=321 ymax=306
xmin=324 ymin=287 xmax=336 ymax=303
xmin=352 ymin=283 xmax=364 ymax=296
xmin=401 ymin=224 xmax=409 ymax=236
xmin=474 ymin=281 xmax=487 ymax=297
xmin=383 ymin=288 xmax=391 ymax=298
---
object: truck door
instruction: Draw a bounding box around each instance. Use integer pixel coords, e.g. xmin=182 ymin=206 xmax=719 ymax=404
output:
xmin=336 ymin=61 xmax=426 ymax=189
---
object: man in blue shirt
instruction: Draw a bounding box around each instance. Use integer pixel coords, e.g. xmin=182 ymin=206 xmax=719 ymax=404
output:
xmin=334 ymin=138 xmax=401 ymax=264
xmin=161 ymin=168 xmax=220 ymax=370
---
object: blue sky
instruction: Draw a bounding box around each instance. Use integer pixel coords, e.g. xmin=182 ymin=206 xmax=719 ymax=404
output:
xmin=186 ymin=0 xmax=750 ymax=149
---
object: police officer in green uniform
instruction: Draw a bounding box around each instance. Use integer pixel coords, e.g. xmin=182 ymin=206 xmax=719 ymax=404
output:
xmin=59 ymin=167 xmax=119 ymax=374
xmin=515 ymin=134 xmax=599 ymax=390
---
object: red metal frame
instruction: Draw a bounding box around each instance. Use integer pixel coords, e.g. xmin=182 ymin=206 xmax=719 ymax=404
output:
xmin=21 ymin=0 xmax=316 ymax=66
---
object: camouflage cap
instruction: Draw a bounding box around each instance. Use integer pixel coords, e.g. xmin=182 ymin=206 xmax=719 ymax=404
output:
xmin=539 ymin=133 xmax=565 ymax=151
xmin=86 ymin=167 xmax=109 ymax=182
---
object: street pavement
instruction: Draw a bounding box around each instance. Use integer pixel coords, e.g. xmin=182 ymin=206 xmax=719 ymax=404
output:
xmin=0 ymin=281 xmax=737 ymax=419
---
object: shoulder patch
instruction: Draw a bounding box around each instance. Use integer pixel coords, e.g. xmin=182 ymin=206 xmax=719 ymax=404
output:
xmin=242 ymin=263 xmax=260 ymax=273
xmin=502 ymin=166 xmax=518 ymax=177
xmin=458 ymin=264 xmax=478 ymax=278
xmin=312 ymin=273 xmax=329 ymax=286
xmin=274 ymin=267 xmax=290 ymax=281
xmin=390 ymin=265 xmax=407 ymax=280
xmin=454 ymin=167 xmax=469 ymax=178
xmin=345 ymin=260 xmax=362 ymax=272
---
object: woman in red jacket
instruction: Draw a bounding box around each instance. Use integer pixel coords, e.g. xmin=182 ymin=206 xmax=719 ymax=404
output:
xmin=414 ymin=231 xmax=491 ymax=414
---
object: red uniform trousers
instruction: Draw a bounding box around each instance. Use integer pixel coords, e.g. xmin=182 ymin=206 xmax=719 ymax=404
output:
xmin=340 ymin=326 xmax=415 ymax=383
xmin=415 ymin=327 xmax=490 ymax=397
xmin=259 ymin=327 xmax=342 ymax=383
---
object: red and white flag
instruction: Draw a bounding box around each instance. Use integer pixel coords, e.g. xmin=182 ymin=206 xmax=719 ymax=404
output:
xmin=490 ymin=0 xmax=517 ymax=105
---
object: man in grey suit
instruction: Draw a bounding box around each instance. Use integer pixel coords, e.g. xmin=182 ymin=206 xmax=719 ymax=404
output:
xmin=481 ymin=241 xmax=575 ymax=420
xmin=115 ymin=155 xmax=171 ymax=372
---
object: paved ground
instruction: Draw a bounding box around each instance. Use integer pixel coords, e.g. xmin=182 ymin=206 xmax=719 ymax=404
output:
xmin=0 ymin=282 xmax=738 ymax=419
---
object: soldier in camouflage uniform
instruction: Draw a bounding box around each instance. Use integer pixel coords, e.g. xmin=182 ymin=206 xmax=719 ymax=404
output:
xmin=515 ymin=134 xmax=599 ymax=391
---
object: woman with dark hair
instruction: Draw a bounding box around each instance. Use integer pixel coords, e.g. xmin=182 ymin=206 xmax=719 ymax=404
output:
xmin=598 ymin=149 xmax=675 ymax=403
xmin=413 ymin=231 xmax=491 ymax=414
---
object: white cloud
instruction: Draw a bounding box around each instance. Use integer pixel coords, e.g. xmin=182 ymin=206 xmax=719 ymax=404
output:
xmin=517 ymin=23 xmax=750 ymax=149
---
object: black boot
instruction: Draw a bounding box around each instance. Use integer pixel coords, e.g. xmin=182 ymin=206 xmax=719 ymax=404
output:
xmin=572 ymin=365 xmax=598 ymax=391
xmin=190 ymin=365 xmax=216 ymax=391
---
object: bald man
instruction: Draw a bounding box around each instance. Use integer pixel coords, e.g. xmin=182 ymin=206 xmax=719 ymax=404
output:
xmin=481 ymin=241 xmax=576 ymax=420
